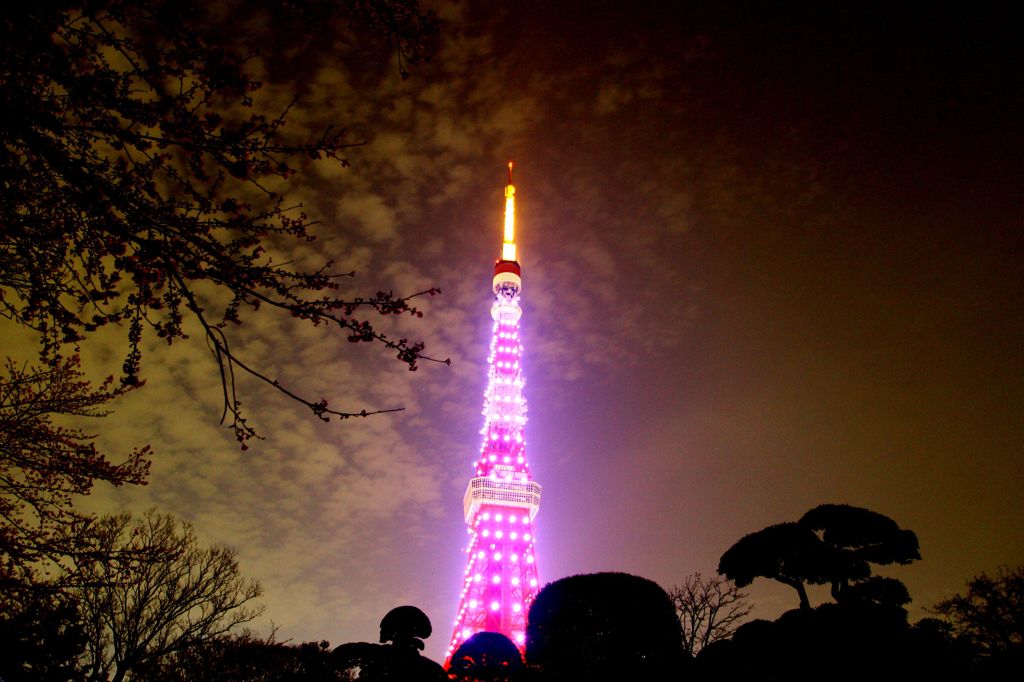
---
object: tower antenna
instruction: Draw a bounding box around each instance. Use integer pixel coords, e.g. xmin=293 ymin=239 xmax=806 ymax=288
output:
xmin=501 ymin=161 xmax=517 ymax=263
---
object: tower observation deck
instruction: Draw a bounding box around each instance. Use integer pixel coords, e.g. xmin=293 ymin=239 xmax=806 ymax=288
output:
xmin=446 ymin=163 xmax=541 ymax=661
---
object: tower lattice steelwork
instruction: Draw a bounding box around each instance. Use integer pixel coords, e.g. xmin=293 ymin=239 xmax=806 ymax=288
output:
xmin=446 ymin=163 xmax=541 ymax=661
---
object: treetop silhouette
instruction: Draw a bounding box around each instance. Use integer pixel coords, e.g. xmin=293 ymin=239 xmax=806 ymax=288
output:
xmin=800 ymin=503 xmax=920 ymax=602
xmin=379 ymin=604 xmax=432 ymax=650
xmin=525 ymin=572 xmax=684 ymax=681
xmin=332 ymin=605 xmax=446 ymax=681
xmin=719 ymin=504 xmax=920 ymax=611
xmin=718 ymin=521 xmax=839 ymax=611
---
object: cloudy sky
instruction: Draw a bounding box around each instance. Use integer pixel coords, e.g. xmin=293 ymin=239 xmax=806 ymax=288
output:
xmin=15 ymin=0 xmax=1021 ymax=662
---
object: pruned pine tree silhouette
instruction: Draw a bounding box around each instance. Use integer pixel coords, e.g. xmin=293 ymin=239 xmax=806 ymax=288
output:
xmin=332 ymin=606 xmax=446 ymax=681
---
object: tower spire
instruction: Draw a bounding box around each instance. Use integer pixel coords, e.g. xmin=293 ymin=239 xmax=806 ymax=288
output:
xmin=502 ymin=161 xmax=517 ymax=262
xmin=447 ymin=164 xmax=541 ymax=662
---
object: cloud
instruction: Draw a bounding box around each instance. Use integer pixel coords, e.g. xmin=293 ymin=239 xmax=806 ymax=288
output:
xmin=337 ymin=193 xmax=400 ymax=242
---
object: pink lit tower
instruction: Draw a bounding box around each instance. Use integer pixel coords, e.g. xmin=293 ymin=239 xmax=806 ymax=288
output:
xmin=446 ymin=163 xmax=542 ymax=660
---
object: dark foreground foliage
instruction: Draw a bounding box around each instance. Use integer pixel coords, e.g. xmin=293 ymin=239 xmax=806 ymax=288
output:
xmin=932 ymin=564 xmax=1024 ymax=676
xmin=449 ymin=631 xmax=524 ymax=682
xmin=5 ymin=565 xmax=1023 ymax=680
xmin=133 ymin=634 xmax=337 ymax=682
xmin=0 ymin=592 xmax=88 ymax=682
xmin=693 ymin=602 xmax=971 ymax=682
xmin=525 ymin=572 xmax=687 ymax=682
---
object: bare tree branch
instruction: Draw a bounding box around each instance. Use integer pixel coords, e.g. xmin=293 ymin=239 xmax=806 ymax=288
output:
xmin=668 ymin=572 xmax=752 ymax=656
xmin=68 ymin=510 xmax=263 ymax=682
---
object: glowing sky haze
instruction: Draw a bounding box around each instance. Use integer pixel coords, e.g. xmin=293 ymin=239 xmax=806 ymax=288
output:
xmin=8 ymin=1 xmax=1021 ymax=663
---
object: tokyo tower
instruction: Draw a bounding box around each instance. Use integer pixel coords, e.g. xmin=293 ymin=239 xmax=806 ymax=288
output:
xmin=446 ymin=163 xmax=541 ymax=660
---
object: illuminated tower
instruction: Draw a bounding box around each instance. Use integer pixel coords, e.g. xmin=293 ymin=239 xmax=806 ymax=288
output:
xmin=447 ymin=163 xmax=541 ymax=660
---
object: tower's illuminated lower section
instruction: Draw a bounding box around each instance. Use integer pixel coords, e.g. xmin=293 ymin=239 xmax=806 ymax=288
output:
xmin=450 ymin=500 xmax=540 ymax=651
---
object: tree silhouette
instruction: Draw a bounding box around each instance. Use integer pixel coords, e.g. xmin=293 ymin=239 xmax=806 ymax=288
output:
xmin=332 ymin=605 xmax=447 ymax=681
xmin=132 ymin=632 xmax=337 ymax=682
xmin=525 ymin=572 xmax=684 ymax=681
xmin=0 ymin=355 xmax=150 ymax=593
xmin=933 ymin=564 xmax=1024 ymax=671
xmin=0 ymin=0 xmax=441 ymax=446
xmin=719 ymin=504 xmax=920 ymax=611
xmin=668 ymin=572 xmax=752 ymax=656
xmin=718 ymin=522 xmax=838 ymax=611
xmin=66 ymin=510 xmax=263 ymax=682
xmin=799 ymin=503 xmax=919 ymax=604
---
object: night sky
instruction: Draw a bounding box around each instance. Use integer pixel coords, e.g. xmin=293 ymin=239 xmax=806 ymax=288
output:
xmin=18 ymin=0 xmax=1021 ymax=662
